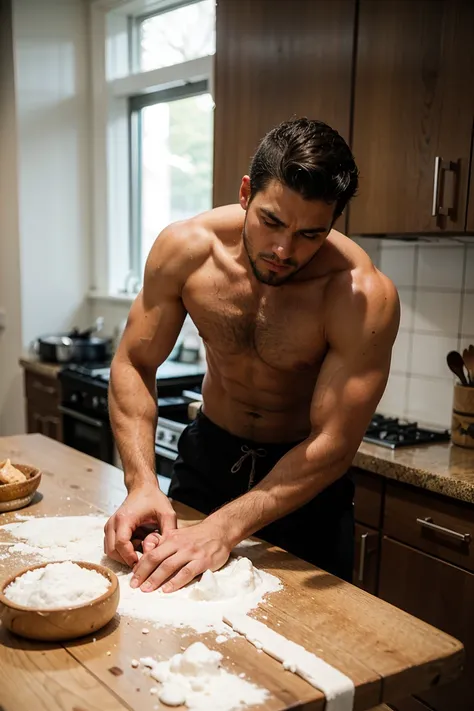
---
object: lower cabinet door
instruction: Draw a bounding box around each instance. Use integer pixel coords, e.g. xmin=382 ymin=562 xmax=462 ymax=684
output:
xmin=379 ymin=537 xmax=474 ymax=711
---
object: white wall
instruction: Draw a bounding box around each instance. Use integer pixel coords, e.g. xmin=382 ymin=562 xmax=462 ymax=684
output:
xmin=0 ymin=0 xmax=24 ymax=435
xmin=13 ymin=0 xmax=92 ymax=348
xmin=357 ymin=238 xmax=474 ymax=429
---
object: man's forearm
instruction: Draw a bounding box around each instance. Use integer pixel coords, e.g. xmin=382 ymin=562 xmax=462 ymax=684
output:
xmin=109 ymin=357 xmax=159 ymax=493
xmin=207 ymin=433 xmax=353 ymax=546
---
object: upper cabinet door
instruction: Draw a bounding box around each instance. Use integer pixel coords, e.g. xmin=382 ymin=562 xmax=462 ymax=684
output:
xmin=349 ymin=0 xmax=474 ymax=235
xmin=467 ymin=145 xmax=474 ymax=232
xmin=213 ymin=0 xmax=356 ymax=214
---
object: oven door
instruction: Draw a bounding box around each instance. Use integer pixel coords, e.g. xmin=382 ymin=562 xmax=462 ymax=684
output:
xmin=59 ymin=405 xmax=114 ymax=464
xmin=155 ymin=443 xmax=177 ymax=482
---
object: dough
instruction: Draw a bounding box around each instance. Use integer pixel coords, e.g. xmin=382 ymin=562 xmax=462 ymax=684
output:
xmin=0 ymin=459 xmax=27 ymax=485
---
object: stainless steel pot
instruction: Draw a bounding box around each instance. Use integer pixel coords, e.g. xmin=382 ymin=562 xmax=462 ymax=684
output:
xmin=33 ymin=318 xmax=112 ymax=364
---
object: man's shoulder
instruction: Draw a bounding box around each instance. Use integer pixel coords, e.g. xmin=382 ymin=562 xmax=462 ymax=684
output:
xmin=324 ymin=232 xmax=400 ymax=341
xmin=326 ymin=230 xmax=397 ymax=303
xmin=148 ymin=204 xmax=244 ymax=271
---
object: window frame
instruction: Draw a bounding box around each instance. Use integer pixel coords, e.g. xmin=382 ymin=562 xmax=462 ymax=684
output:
xmin=88 ymin=0 xmax=215 ymax=301
xmin=128 ymin=78 xmax=210 ymax=279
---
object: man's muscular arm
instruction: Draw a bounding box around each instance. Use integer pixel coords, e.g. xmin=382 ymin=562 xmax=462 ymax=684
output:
xmin=105 ymin=223 xmax=207 ymax=567
xmin=130 ymin=265 xmax=399 ymax=592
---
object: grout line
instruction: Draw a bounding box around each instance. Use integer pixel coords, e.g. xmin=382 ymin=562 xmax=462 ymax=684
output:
xmin=411 ymin=329 xmax=460 ymax=338
xmin=391 ymin=370 xmax=455 ymax=383
xmin=457 ymin=244 xmax=468 ymax=351
xmin=408 ymin=286 xmax=465 ymax=294
xmin=402 ymin=243 xmax=418 ymax=418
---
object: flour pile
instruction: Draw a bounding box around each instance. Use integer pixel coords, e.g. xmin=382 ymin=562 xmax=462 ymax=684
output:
xmin=4 ymin=561 xmax=110 ymax=609
xmin=1 ymin=515 xmax=281 ymax=633
xmin=2 ymin=516 xmax=108 ymax=563
xmin=139 ymin=641 xmax=268 ymax=710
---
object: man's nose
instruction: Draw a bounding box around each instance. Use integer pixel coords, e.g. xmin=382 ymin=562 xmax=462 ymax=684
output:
xmin=273 ymin=235 xmax=292 ymax=260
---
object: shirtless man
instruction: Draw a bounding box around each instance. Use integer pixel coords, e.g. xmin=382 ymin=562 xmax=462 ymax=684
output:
xmin=104 ymin=118 xmax=399 ymax=593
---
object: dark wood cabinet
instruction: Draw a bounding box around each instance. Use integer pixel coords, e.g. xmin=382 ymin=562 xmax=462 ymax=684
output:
xmin=379 ymin=537 xmax=473 ymax=711
xmin=467 ymin=148 xmax=474 ymax=232
xmin=350 ymin=0 xmax=474 ymax=235
xmin=213 ymin=0 xmax=356 ymax=224
xmin=23 ymin=369 xmax=62 ymax=442
xmin=352 ymin=467 xmax=384 ymax=529
xmin=353 ymin=523 xmax=380 ymax=595
xmin=389 ymin=696 xmax=433 ymax=711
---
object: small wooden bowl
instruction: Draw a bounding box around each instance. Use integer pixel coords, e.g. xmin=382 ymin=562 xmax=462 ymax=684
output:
xmin=0 ymin=463 xmax=42 ymax=512
xmin=0 ymin=561 xmax=119 ymax=641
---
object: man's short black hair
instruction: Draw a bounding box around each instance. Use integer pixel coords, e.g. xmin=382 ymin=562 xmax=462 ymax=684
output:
xmin=249 ymin=118 xmax=359 ymax=220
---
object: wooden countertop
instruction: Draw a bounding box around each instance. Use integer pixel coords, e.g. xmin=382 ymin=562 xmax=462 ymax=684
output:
xmin=19 ymin=355 xmax=62 ymax=379
xmin=0 ymin=434 xmax=464 ymax=711
xmin=354 ymin=440 xmax=474 ymax=505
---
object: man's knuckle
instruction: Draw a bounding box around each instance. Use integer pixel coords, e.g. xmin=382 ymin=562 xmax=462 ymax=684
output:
xmin=159 ymin=561 xmax=174 ymax=576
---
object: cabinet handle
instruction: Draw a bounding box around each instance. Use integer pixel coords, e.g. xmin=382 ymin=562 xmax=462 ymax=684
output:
xmin=32 ymin=412 xmax=44 ymax=434
xmin=416 ymin=517 xmax=471 ymax=543
xmin=358 ymin=532 xmax=368 ymax=583
xmin=32 ymin=380 xmax=56 ymax=396
xmin=431 ymin=156 xmax=457 ymax=218
xmin=43 ymin=416 xmax=59 ymax=438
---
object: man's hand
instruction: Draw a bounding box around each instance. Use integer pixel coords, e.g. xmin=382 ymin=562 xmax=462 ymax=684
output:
xmin=130 ymin=519 xmax=232 ymax=593
xmin=104 ymin=486 xmax=177 ymax=567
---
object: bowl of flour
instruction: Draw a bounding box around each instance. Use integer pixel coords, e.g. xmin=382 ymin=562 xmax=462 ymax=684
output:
xmin=0 ymin=560 xmax=119 ymax=641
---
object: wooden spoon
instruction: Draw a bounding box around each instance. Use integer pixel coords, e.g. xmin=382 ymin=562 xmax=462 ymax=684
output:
xmin=447 ymin=350 xmax=468 ymax=386
xmin=462 ymin=346 xmax=474 ymax=385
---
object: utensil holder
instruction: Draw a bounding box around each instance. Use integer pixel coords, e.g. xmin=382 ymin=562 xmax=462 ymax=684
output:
xmin=451 ymin=384 xmax=474 ymax=449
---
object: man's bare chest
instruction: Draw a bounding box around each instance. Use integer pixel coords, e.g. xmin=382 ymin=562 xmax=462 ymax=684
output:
xmin=183 ymin=276 xmax=327 ymax=371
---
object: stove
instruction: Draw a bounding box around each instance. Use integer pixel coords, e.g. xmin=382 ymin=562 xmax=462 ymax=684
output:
xmin=58 ymin=360 xmax=205 ymax=466
xmin=363 ymin=414 xmax=450 ymax=449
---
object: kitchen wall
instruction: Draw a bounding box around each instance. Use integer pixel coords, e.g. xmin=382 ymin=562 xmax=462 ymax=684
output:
xmin=357 ymin=239 xmax=474 ymax=428
xmin=13 ymin=0 xmax=92 ymax=347
xmin=0 ymin=0 xmax=92 ymax=436
xmin=0 ymin=0 xmax=24 ymax=435
xmin=90 ymin=295 xmax=205 ymax=360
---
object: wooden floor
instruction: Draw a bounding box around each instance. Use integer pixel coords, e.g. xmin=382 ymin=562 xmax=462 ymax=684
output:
xmin=0 ymin=434 xmax=464 ymax=711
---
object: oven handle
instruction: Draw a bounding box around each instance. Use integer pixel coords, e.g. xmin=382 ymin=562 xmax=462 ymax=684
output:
xmin=59 ymin=405 xmax=104 ymax=428
xmin=181 ymin=389 xmax=203 ymax=402
xmin=155 ymin=444 xmax=178 ymax=461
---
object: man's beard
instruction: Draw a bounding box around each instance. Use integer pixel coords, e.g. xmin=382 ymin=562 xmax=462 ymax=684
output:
xmin=242 ymin=224 xmax=299 ymax=286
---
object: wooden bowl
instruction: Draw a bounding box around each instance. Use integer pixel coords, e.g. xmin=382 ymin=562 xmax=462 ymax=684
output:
xmin=0 ymin=561 xmax=119 ymax=641
xmin=0 ymin=463 xmax=42 ymax=512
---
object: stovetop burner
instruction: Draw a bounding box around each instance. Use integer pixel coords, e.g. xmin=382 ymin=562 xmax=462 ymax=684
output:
xmin=363 ymin=414 xmax=450 ymax=449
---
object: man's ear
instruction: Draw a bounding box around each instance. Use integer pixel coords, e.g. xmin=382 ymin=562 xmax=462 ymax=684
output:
xmin=239 ymin=175 xmax=251 ymax=210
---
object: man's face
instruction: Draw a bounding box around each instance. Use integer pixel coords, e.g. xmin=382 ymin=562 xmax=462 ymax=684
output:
xmin=239 ymin=177 xmax=335 ymax=286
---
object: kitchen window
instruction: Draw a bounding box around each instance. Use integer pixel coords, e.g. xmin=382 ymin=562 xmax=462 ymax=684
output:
xmin=89 ymin=0 xmax=215 ymax=298
xmin=129 ymin=83 xmax=214 ymax=280
xmin=135 ymin=0 xmax=215 ymax=72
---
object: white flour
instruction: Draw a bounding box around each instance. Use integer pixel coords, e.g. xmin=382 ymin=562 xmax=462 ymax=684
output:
xmin=139 ymin=641 xmax=268 ymax=710
xmin=2 ymin=516 xmax=108 ymax=563
xmin=224 ymin=613 xmax=355 ymax=711
xmin=1 ymin=515 xmax=281 ymax=633
xmin=4 ymin=561 xmax=110 ymax=609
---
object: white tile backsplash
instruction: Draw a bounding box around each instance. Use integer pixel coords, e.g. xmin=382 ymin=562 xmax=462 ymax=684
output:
xmin=398 ymin=288 xmax=416 ymax=330
xmin=378 ymin=373 xmax=408 ymax=417
xmin=410 ymin=333 xmax=455 ymax=379
xmin=379 ymin=244 xmax=417 ymax=288
xmin=461 ymin=292 xmax=474 ymax=337
xmin=465 ymin=246 xmax=474 ymax=291
xmin=390 ymin=330 xmax=411 ymax=373
xmin=371 ymin=241 xmax=471 ymax=427
xmin=406 ymin=376 xmax=454 ymax=429
xmin=416 ymin=245 xmax=465 ymax=290
xmin=413 ymin=290 xmax=461 ymax=336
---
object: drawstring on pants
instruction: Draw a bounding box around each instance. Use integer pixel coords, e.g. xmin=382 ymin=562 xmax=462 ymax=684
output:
xmin=231 ymin=445 xmax=267 ymax=490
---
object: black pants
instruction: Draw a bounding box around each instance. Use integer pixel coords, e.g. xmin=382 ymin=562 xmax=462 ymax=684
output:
xmin=168 ymin=410 xmax=355 ymax=582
